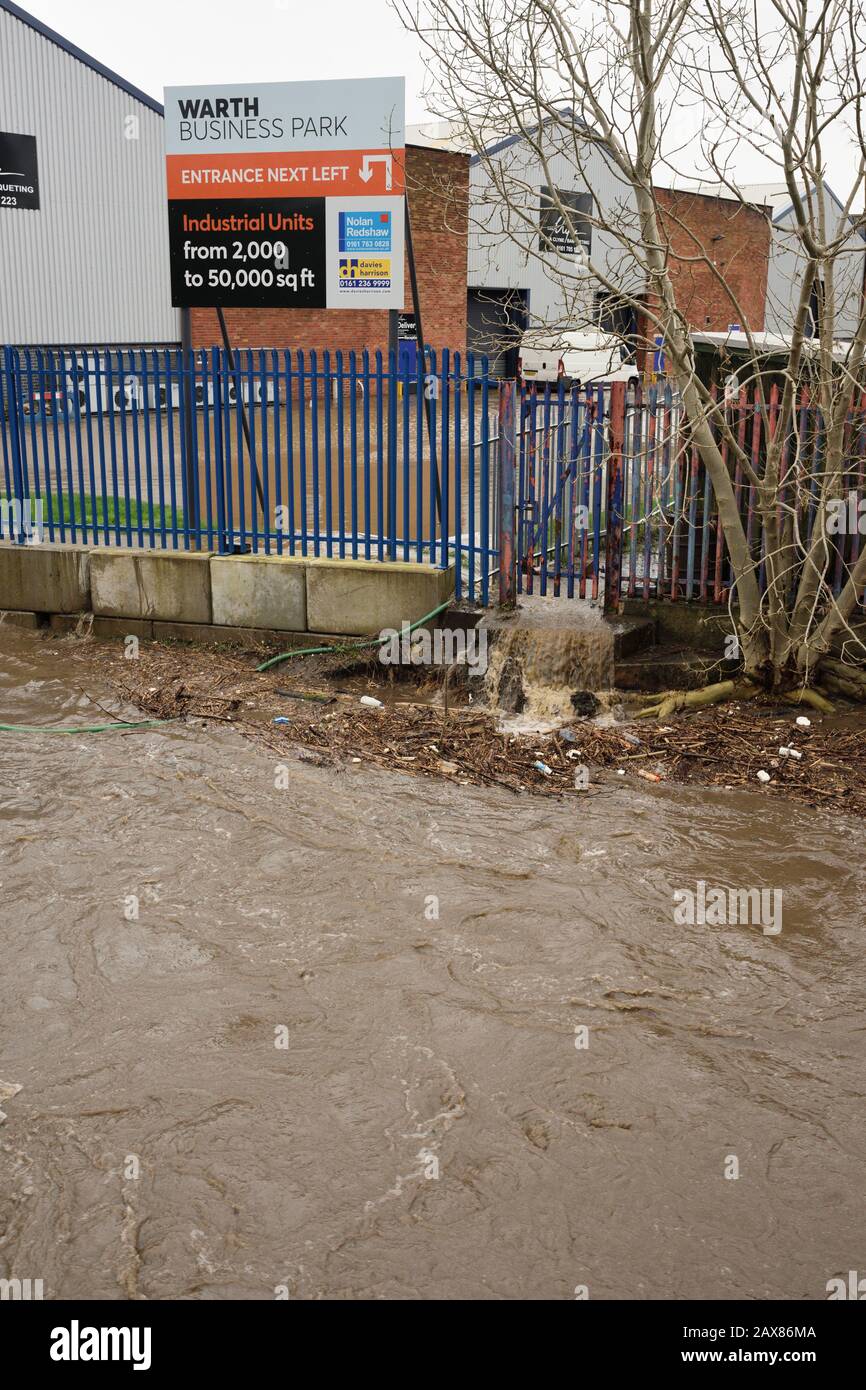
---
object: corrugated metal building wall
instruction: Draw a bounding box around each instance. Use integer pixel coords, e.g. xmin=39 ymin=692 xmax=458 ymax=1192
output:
xmin=0 ymin=0 xmax=177 ymax=345
xmin=764 ymin=190 xmax=865 ymax=341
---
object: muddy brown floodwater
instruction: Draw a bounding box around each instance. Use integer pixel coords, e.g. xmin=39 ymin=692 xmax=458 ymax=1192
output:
xmin=1 ymin=625 xmax=864 ymax=1300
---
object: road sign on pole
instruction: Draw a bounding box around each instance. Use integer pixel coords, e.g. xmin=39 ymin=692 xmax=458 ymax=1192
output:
xmin=163 ymin=77 xmax=405 ymax=310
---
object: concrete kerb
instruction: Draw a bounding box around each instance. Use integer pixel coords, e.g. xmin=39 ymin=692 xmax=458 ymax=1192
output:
xmin=210 ymin=553 xmax=307 ymax=632
xmin=90 ymin=549 xmax=214 ymax=625
xmin=0 ymin=541 xmax=91 ymax=613
xmin=0 ymin=543 xmax=459 ymax=639
xmin=621 ymin=597 xmax=736 ymax=652
xmin=305 ymin=557 xmax=456 ymax=636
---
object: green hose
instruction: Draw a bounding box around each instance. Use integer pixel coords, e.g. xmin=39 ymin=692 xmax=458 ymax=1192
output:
xmin=255 ymin=600 xmax=453 ymax=673
xmin=1 ymin=602 xmax=456 ymax=724
xmin=0 ymin=719 xmax=174 ymax=734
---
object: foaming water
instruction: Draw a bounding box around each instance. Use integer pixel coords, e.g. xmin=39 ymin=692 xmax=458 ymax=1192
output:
xmin=484 ymin=597 xmax=614 ymax=729
xmin=0 ymin=627 xmax=864 ymax=1300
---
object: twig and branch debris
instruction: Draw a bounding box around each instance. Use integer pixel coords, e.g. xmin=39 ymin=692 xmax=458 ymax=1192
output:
xmin=66 ymin=636 xmax=866 ymax=817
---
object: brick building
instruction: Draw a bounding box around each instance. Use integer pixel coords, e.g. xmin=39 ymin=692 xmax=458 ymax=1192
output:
xmin=643 ymin=186 xmax=772 ymax=339
xmin=190 ymin=145 xmax=470 ymax=357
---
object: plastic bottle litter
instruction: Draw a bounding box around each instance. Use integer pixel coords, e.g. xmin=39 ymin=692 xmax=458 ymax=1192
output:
xmin=360 ymin=695 xmax=383 ymax=708
xmin=534 ymin=760 xmax=553 ymax=776
xmin=796 ymin=716 xmax=812 ymax=728
xmin=560 ymin=728 xmax=578 ymax=743
xmin=756 ymin=769 xmax=771 ymax=783
xmin=621 ymin=732 xmax=641 ymax=746
xmin=779 ymin=746 xmax=803 ymax=760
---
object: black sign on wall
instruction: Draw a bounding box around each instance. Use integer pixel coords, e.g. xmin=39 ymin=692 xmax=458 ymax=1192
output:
xmin=0 ymin=132 xmax=40 ymax=211
xmin=539 ymin=186 xmax=591 ymax=256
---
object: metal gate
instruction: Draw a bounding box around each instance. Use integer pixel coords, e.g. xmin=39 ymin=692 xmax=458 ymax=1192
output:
xmin=504 ymin=376 xmax=866 ymax=611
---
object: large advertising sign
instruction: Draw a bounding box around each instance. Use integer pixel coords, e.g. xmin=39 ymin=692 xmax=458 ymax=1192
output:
xmin=164 ymin=77 xmax=405 ymax=310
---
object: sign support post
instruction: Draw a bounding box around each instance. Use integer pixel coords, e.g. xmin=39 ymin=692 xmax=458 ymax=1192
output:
xmin=215 ymin=306 xmax=266 ymax=518
xmin=404 ymin=199 xmax=426 ymax=398
xmin=405 ymin=198 xmax=441 ymax=526
xmin=180 ymin=307 xmax=200 ymax=540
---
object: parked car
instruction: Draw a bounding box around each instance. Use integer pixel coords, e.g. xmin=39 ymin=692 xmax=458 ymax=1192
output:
xmin=518 ymin=328 xmax=639 ymax=389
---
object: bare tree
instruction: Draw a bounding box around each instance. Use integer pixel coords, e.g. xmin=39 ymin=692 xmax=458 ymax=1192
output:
xmin=396 ymin=0 xmax=866 ymax=706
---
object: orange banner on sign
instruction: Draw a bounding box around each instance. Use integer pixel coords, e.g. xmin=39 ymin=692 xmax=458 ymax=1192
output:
xmin=166 ymin=149 xmax=404 ymax=200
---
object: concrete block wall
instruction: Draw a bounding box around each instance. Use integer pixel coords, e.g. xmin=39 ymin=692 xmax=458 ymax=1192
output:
xmin=90 ymin=551 xmax=214 ymax=624
xmin=0 ymin=542 xmax=455 ymax=639
xmin=0 ymin=542 xmax=91 ymax=613
xmin=306 ymin=557 xmax=454 ymax=635
xmin=210 ymin=555 xmax=307 ymax=631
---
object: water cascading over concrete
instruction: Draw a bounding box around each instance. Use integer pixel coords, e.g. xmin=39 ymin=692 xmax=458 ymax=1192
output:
xmin=481 ymin=596 xmax=614 ymax=729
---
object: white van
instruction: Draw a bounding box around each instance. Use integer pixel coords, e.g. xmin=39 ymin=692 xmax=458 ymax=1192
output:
xmin=518 ymin=328 xmax=639 ymax=388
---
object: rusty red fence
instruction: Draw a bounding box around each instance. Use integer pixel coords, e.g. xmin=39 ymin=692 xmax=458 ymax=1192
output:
xmin=511 ymin=377 xmax=866 ymax=611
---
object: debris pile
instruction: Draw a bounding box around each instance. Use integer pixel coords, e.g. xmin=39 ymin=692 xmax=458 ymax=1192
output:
xmin=68 ymin=637 xmax=866 ymax=815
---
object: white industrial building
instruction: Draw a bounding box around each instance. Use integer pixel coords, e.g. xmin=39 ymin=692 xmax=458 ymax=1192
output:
xmin=0 ymin=0 xmax=177 ymax=346
xmin=739 ymin=181 xmax=865 ymax=341
xmin=412 ymin=117 xmax=866 ymax=371
xmin=468 ymin=125 xmax=643 ymax=373
xmin=409 ymin=117 xmax=643 ymax=374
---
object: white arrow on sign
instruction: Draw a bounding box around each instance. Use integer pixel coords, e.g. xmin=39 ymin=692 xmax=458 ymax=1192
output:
xmin=359 ymin=153 xmax=393 ymax=190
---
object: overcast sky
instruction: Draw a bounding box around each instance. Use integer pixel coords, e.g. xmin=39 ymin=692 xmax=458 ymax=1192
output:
xmin=13 ymin=0 xmax=862 ymax=201
xmin=17 ymin=0 xmax=434 ymax=119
